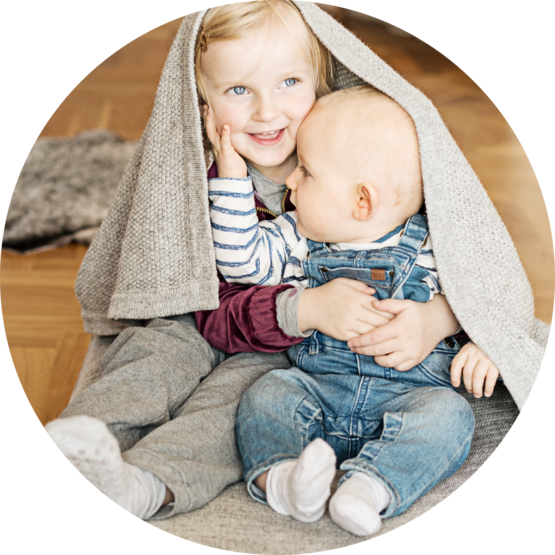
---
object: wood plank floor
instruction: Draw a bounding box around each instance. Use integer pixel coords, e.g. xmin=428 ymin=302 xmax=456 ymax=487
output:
xmin=2 ymin=7 xmax=552 ymax=425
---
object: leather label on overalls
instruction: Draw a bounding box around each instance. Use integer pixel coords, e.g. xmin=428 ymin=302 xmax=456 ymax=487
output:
xmin=371 ymin=269 xmax=386 ymax=281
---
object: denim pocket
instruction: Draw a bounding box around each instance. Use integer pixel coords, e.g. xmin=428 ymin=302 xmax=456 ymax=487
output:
xmin=415 ymin=337 xmax=460 ymax=388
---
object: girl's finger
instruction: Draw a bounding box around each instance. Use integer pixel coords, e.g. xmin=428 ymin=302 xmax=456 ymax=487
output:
xmin=204 ymin=108 xmax=220 ymax=149
xmin=462 ymin=355 xmax=478 ymax=393
xmin=374 ymin=350 xmax=410 ymax=370
xmin=352 ymin=337 xmax=399 ymax=357
xmin=363 ymin=300 xmax=395 ymax=320
xmin=335 ymin=278 xmax=376 ymax=295
xmin=372 ymin=298 xmax=410 ymax=317
xmin=220 ymin=125 xmax=234 ymax=156
xmin=471 ymin=358 xmax=490 ymax=398
xmin=450 ymin=350 xmax=467 ymax=388
xmin=484 ymin=365 xmax=499 ymax=397
xmin=347 ymin=321 xmax=397 ymax=350
xmin=356 ymin=309 xmax=392 ymax=328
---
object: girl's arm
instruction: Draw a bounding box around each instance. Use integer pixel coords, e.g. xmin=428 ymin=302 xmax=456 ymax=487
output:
xmin=194 ymin=278 xmax=301 ymax=353
xmin=194 ymin=275 xmax=394 ymax=354
xmin=209 ymin=177 xmax=301 ymax=287
xmin=346 ymin=294 xmax=460 ymax=371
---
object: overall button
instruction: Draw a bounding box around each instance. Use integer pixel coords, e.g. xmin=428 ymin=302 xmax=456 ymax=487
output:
xmin=445 ymin=337 xmax=455 ymax=348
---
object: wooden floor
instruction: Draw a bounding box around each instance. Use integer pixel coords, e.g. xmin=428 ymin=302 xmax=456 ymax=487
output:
xmin=2 ymin=7 xmax=553 ymax=425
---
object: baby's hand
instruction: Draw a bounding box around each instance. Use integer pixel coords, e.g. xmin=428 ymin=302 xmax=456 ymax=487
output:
xmin=203 ymin=105 xmax=247 ymax=178
xmin=450 ymin=343 xmax=499 ymax=398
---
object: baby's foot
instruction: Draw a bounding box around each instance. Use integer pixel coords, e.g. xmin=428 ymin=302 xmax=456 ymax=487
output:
xmin=329 ymin=472 xmax=391 ymax=536
xmin=266 ymin=438 xmax=336 ymax=523
xmin=46 ymin=415 xmax=165 ymax=519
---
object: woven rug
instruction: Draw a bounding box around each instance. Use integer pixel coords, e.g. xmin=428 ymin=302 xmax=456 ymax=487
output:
xmin=3 ymin=130 xmax=137 ymax=253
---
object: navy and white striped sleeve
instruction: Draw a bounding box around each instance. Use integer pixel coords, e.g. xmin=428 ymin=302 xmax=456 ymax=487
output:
xmin=208 ymin=177 xmax=302 ymax=286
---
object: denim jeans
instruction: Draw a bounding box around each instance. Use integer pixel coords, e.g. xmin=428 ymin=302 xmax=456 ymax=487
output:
xmin=237 ymin=214 xmax=475 ymax=517
xmin=237 ymin=337 xmax=474 ymax=517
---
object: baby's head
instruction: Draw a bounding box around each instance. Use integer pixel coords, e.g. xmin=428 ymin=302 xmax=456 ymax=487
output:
xmin=196 ymin=1 xmax=334 ymax=179
xmin=286 ymin=86 xmax=423 ymax=244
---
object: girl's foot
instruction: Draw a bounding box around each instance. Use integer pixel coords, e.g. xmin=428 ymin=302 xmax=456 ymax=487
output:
xmin=46 ymin=415 xmax=166 ymax=519
xmin=266 ymin=438 xmax=336 ymax=523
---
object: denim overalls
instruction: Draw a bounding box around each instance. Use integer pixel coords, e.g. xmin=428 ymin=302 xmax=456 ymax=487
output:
xmin=237 ymin=214 xmax=475 ymax=518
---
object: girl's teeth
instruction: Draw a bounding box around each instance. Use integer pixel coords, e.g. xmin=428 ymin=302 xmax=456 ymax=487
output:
xmin=253 ymin=130 xmax=280 ymax=139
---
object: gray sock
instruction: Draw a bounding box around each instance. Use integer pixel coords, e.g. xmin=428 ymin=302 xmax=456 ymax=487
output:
xmin=46 ymin=415 xmax=166 ymax=519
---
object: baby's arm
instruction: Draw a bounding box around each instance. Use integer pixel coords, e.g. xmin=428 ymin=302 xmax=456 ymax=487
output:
xmin=209 ymin=178 xmax=301 ymax=286
xmin=450 ymin=342 xmax=499 ymax=398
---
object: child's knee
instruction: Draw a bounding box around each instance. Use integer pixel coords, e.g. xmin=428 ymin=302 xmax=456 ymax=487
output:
xmin=427 ymin=388 xmax=475 ymax=444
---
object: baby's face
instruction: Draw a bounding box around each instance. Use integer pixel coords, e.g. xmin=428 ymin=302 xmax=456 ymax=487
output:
xmin=286 ymin=96 xmax=422 ymax=244
xmin=286 ymin=106 xmax=369 ymax=243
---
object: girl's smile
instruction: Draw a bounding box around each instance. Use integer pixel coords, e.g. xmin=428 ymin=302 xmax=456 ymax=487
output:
xmin=200 ymin=23 xmax=318 ymax=183
xmin=248 ymin=128 xmax=285 ymax=145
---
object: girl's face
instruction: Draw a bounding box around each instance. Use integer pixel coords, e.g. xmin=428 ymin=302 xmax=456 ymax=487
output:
xmin=201 ymin=24 xmax=318 ymax=182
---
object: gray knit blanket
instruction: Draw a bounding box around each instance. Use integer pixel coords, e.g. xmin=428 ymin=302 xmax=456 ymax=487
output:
xmin=3 ymin=130 xmax=136 ymax=253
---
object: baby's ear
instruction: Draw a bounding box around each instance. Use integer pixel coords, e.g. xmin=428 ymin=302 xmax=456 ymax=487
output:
xmin=353 ymin=184 xmax=376 ymax=221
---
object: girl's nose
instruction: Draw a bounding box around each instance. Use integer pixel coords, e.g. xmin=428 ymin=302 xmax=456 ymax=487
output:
xmin=253 ymin=95 xmax=280 ymax=123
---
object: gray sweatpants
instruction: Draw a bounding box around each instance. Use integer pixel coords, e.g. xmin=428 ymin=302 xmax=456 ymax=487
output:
xmin=61 ymin=314 xmax=290 ymax=519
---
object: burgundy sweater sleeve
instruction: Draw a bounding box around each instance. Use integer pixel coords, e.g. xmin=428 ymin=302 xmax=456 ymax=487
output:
xmin=194 ymin=163 xmax=303 ymax=354
xmin=194 ymin=277 xmax=303 ymax=353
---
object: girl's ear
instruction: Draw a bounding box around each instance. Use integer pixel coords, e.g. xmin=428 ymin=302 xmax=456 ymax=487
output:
xmin=353 ymin=184 xmax=377 ymax=221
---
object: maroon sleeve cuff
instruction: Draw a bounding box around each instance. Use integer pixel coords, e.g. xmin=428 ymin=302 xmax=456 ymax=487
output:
xmin=194 ymin=278 xmax=304 ymax=354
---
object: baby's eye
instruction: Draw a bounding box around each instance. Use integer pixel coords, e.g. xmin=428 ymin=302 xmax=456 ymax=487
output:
xmin=280 ymin=78 xmax=298 ymax=88
xmin=298 ymin=165 xmax=310 ymax=177
xmin=228 ymin=86 xmax=247 ymax=95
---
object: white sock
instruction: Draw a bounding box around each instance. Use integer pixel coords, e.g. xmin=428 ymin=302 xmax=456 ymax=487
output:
xmin=265 ymin=438 xmax=336 ymax=523
xmin=46 ymin=415 xmax=166 ymax=519
xmin=329 ymin=472 xmax=391 ymax=536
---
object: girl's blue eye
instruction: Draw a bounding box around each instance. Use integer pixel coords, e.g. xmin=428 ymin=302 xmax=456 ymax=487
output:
xmin=229 ymin=86 xmax=247 ymax=95
xmin=282 ymin=78 xmax=298 ymax=88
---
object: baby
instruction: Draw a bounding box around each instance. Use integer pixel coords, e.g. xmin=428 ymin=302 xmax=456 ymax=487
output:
xmin=205 ymin=85 xmax=499 ymax=536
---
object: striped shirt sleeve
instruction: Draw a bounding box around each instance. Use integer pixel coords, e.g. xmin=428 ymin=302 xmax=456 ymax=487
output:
xmin=209 ymin=177 xmax=302 ymax=286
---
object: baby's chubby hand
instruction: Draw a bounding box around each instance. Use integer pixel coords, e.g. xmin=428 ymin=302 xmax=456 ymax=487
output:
xmin=450 ymin=342 xmax=499 ymax=398
xmin=203 ymin=105 xmax=247 ymax=179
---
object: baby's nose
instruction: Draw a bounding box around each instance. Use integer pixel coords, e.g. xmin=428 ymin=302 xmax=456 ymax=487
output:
xmin=285 ymin=171 xmax=297 ymax=190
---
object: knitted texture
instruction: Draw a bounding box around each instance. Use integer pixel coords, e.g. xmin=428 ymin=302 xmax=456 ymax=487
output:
xmin=74 ymin=2 xmax=548 ymax=409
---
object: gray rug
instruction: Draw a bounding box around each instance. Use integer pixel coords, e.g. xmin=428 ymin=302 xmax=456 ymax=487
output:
xmin=3 ymin=129 xmax=137 ymax=253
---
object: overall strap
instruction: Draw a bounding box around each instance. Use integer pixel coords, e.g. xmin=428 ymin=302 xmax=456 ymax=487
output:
xmin=397 ymin=213 xmax=429 ymax=254
xmin=306 ymin=238 xmax=330 ymax=257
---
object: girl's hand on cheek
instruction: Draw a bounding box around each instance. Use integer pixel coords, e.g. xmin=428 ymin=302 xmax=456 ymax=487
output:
xmin=204 ymin=105 xmax=247 ymax=178
xmin=347 ymin=295 xmax=459 ymax=371
xmin=297 ymin=278 xmax=394 ymax=341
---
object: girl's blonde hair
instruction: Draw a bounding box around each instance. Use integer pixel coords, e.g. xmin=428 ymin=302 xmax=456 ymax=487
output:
xmin=195 ymin=0 xmax=334 ymax=103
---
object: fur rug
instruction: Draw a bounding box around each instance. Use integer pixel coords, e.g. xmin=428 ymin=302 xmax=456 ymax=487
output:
xmin=3 ymin=130 xmax=137 ymax=253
